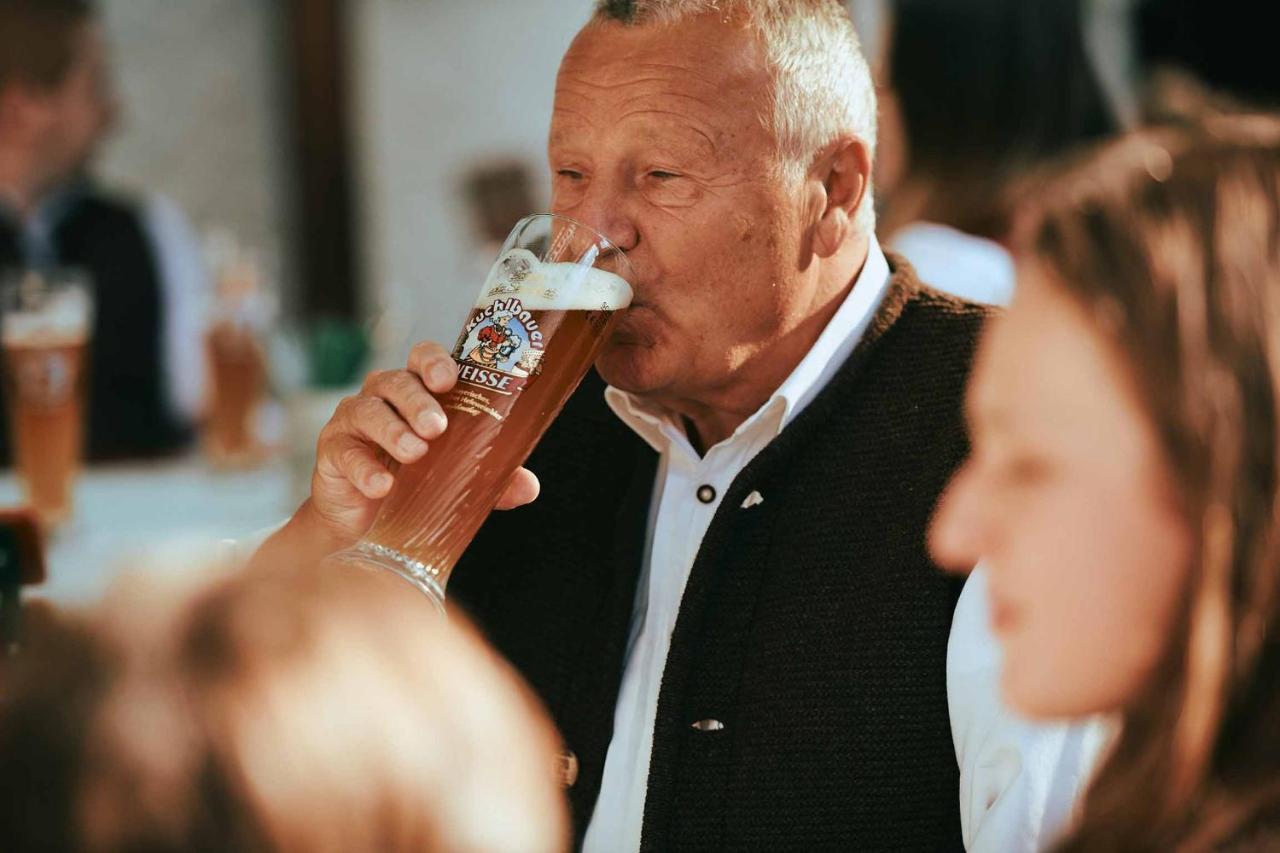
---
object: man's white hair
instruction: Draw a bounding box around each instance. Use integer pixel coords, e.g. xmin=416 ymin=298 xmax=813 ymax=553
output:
xmin=591 ymin=0 xmax=877 ymax=232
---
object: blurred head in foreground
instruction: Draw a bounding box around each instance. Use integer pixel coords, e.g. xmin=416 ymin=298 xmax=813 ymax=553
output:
xmin=930 ymin=115 xmax=1280 ymax=848
xmin=0 ymin=563 xmax=568 ymax=852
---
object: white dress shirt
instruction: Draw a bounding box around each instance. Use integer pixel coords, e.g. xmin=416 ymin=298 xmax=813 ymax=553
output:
xmin=582 ymin=236 xmax=1106 ymax=852
xmin=142 ymin=193 xmax=211 ymax=422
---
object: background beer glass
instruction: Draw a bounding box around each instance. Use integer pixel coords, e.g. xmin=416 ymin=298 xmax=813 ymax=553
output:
xmin=204 ymin=238 xmax=272 ymax=468
xmin=1 ymin=270 xmax=94 ymax=529
xmin=329 ymin=214 xmax=633 ymax=606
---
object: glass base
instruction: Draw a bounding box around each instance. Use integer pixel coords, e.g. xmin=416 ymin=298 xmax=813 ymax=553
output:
xmin=325 ymin=542 xmax=447 ymax=614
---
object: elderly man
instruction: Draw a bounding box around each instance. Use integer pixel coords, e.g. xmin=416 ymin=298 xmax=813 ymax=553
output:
xmin=260 ymin=1 xmax=1102 ymax=850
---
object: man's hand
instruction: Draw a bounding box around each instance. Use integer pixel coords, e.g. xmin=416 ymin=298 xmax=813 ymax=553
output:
xmin=260 ymin=341 xmax=540 ymax=566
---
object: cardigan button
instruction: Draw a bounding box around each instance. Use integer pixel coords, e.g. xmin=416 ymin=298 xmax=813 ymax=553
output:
xmin=696 ymin=484 xmax=717 ymax=504
xmin=691 ymin=719 xmax=725 ymax=732
xmin=557 ymin=750 xmax=579 ymax=787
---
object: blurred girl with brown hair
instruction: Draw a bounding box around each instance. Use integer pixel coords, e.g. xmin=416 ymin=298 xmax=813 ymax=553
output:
xmin=931 ymin=115 xmax=1280 ymax=850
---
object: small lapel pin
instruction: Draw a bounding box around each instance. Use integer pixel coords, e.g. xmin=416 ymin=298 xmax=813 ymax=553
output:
xmin=741 ymin=491 xmax=764 ymax=509
xmin=691 ymin=719 xmax=725 ymax=732
xmin=556 ymin=750 xmax=579 ymax=787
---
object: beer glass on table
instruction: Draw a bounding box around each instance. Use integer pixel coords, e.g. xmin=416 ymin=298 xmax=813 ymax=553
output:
xmin=328 ymin=214 xmax=633 ymax=608
xmin=205 ymin=246 xmax=270 ymax=468
xmin=1 ymin=270 xmax=94 ymax=529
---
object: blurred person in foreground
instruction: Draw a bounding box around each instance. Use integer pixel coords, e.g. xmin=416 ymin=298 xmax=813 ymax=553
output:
xmin=931 ymin=115 xmax=1280 ymax=850
xmin=0 ymin=0 xmax=206 ymax=464
xmin=871 ymin=0 xmax=1118 ymax=305
xmin=258 ymin=1 xmax=1099 ymax=849
xmin=0 ymin=560 xmax=568 ymax=852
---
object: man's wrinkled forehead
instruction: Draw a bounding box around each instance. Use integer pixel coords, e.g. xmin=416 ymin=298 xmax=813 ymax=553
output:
xmin=551 ymin=15 xmax=771 ymax=143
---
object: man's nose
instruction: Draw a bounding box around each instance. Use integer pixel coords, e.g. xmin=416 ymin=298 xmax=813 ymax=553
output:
xmin=928 ymin=462 xmax=985 ymax=575
xmin=570 ymin=179 xmax=640 ymax=254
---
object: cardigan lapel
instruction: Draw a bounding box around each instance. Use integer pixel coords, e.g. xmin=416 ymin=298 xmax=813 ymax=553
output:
xmin=639 ymin=256 xmax=923 ymax=850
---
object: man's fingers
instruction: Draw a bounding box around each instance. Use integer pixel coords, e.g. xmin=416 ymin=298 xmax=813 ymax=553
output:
xmin=495 ymin=467 xmax=540 ymax=510
xmin=323 ymin=435 xmax=395 ymax=499
xmin=408 ymin=341 xmax=459 ymax=395
xmin=340 ymin=395 xmax=429 ymax=464
xmin=362 ymin=370 xmax=448 ymax=439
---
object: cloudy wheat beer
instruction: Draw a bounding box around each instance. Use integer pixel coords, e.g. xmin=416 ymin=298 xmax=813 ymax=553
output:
xmin=331 ymin=215 xmax=633 ymax=604
xmin=205 ymin=321 xmax=267 ymax=465
xmin=1 ymin=271 xmax=93 ymax=528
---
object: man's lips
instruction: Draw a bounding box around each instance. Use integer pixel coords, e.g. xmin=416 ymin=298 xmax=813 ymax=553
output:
xmin=607 ymin=303 xmax=653 ymax=339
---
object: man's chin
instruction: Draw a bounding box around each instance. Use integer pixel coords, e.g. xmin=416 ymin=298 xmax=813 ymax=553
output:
xmin=595 ymin=342 xmax=665 ymax=395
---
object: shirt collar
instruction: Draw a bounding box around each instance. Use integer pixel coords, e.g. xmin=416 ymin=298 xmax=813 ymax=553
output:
xmin=605 ymin=236 xmax=893 ymax=455
xmin=0 ymin=179 xmax=88 ymax=267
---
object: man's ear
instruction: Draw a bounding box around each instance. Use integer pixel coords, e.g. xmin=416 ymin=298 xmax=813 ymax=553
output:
xmin=812 ymin=137 xmax=871 ymax=259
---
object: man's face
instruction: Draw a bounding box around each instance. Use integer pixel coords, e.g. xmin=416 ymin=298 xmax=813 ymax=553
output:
xmin=29 ymin=23 xmax=118 ymax=188
xmin=549 ymin=15 xmax=815 ymax=405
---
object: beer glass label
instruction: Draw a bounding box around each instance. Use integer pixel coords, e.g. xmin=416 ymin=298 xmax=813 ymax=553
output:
xmin=11 ymin=348 xmax=80 ymax=409
xmin=448 ymin=297 xmax=544 ymax=421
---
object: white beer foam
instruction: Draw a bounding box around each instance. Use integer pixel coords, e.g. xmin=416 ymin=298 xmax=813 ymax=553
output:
xmin=2 ymin=294 xmax=92 ymax=345
xmin=478 ymin=248 xmax=633 ymax=311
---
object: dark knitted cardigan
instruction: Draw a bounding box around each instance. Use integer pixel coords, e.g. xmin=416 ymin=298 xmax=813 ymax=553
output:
xmin=450 ymin=256 xmax=992 ymax=851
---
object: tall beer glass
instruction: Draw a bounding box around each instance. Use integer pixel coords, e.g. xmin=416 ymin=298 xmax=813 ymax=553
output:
xmin=205 ymin=248 xmax=270 ymax=468
xmin=1 ymin=270 xmax=94 ymax=528
xmin=329 ymin=215 xmax=633 ymax=607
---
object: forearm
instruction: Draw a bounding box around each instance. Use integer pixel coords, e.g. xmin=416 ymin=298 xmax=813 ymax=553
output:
xmin=248 ymin=499 xmax=356 ymax=573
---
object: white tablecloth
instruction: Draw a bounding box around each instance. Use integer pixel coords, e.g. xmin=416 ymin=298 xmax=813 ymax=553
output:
xmin=1 ymin=456 xmax=295 ymax=605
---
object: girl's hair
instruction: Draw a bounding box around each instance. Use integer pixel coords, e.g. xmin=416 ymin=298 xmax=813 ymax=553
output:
xmin=1013 ymin=114 xmax=1280 ymax=850
xmin=888 ymin=0 xmax=1117 ymax=239
xmin=0 ymin=563 xmax=569 ymax=852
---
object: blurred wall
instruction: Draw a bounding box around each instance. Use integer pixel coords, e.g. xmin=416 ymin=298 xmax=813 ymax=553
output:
xmin=95 ymin=0 xmax=294 ymax=293
xmin=350 ymin=0 xmax=591 ymax=354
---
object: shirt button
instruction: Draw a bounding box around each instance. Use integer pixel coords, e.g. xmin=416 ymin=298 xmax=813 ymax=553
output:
xmin=696 ymin=484 xmax=717 ymax=504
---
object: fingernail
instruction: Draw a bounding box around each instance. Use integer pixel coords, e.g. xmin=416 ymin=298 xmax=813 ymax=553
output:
xmin=418 ymin=412 xmax=447 ymax=436
xmin=370 ymin=472 xmax=393 ymax=493
xmin=431 ymin=362 xmax=457 ymax=386
xmin=398 ymin=434 xmax=427 ymax=455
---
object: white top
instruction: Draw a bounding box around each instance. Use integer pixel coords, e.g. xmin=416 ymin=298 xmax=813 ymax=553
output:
xmin=582 ymin=236 xmax=1105 ymax=852
xmin=142 ymin=193 xmax=210 ymax=422
xmin=891 ymin=221 xmax=1016 ymax=306
xmin=950 ymin=569 xmax=1114 ymax=851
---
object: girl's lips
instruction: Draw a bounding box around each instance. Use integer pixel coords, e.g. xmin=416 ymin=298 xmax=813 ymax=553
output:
xmin=989 ymin=595 xmax=1021 ymax=634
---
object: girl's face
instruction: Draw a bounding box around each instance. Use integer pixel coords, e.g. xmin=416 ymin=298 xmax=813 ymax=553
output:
xmin=930 ymin=267 xmax=1193 ymax=718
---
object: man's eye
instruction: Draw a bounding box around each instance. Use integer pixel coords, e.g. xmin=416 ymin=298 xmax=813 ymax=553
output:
xmin=556 ymin=169 xmax=584 ymax=180
xmin=648 ymin=171 xmax=680 ymax=180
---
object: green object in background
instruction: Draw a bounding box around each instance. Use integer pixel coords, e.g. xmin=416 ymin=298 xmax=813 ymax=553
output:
xmin=307 ymin=318 xmax=369 ymax=389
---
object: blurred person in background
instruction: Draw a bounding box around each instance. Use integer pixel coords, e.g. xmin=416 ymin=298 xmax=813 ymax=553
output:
xmin=259 ymin=1 xmax=1104 ymax=850
xmin=931 ymin=116 xmax=1280 ymax=850
xmin=1138 ymin=0 xmax=1280 ymax=122
xmin=0 ymin=559 xmax=569 ymax=852
xmin=873 ymin=0 xmax=1118 ymax=305
xmin=0 ymin=0 xmax=206 ymax=464
xmin=868 ymin=3 xmax=1121 ymax=846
